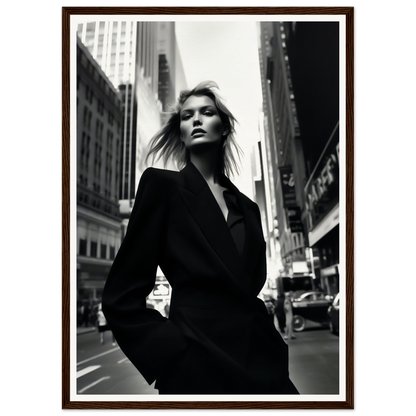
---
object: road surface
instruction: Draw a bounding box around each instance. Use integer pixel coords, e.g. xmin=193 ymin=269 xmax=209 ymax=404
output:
xmin=76 ymin=321 xmax=339 ymax=395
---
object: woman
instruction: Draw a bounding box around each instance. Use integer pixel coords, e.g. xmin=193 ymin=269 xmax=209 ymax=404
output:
xmin=102 ymin=81 xmax=298 ymax=395
xmin=96 ymin=303 xmax=116 ymax=345
xmin=283 ymin=293 xmax=296 ymax=341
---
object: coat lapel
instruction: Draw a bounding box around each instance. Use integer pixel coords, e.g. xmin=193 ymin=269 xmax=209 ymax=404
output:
xmin=223 ymin=177 xmax=265 ymax=285
xmin=177 ymin=163 xmax=263 ymax=296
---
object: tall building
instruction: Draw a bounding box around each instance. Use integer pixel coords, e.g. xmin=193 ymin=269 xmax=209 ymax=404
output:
xmin=258 ymin=22 xmax=308 ymax=281
xmin=77 ymin=21 xmax=187 ymax=219
xmin=258 ymin=22 xmax=339 ymax=295
xmin=157 ymin=22 xmax=188 ymax=114
xmin=76 ymin=37 xmax=124 ymax=308
xmin=282 ymin=22 xmax=340 ymax=296
xmin=76 ymin=21 xmax=188 ymax=314
xmin=77 ymin=21 xmax=163 ymax=217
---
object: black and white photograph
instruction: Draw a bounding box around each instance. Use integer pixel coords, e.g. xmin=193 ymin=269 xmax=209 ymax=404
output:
xmin=63 ymin=7 xmax=352 ymax=409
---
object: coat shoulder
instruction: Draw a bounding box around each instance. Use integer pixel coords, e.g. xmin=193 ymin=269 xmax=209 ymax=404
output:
xmin=141 ymin=167 xmax=181 ymax=188
xmin=237 ymin=190 xmax=260 ymax=213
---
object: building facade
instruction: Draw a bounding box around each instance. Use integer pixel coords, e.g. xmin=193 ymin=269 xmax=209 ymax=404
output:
xmin=76 ymin=37 xmax=124 ymax=309
xmin=258 ymin=22 xmax=309 ymax=282
xmin=77 ymin=21 xmax=187 ymax=218
xmin=77 ymin=21 xmax=163 ymax=216
xmin=76 ymin=21 xmax=188 ymax=316
xmin=283 ymin=22 xmax=340 ymax=296
xmin=258 ymin=21 xmax=340 ymax=295
xmin=157 ymin=22 xmax=188 ymax=114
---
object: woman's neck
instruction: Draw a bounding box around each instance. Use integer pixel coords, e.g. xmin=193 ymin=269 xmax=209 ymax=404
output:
xmin=190 ymin=151 xmax=221 ymax=185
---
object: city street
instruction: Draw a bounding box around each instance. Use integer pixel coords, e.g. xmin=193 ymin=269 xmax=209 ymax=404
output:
xmin=286 ymin=323 xmax=340 ymax=395
xmin=76 ymin=328 xmax=157 ymax=395
xmin=76 ymin=321 xmax=339 ymax=396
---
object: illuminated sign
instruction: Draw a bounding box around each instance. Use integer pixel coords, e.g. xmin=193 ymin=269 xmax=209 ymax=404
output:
xmin=305 ymin=132 xmax=339 ymax=230
xmin=279 ymin=166 xmax=297 ymax=208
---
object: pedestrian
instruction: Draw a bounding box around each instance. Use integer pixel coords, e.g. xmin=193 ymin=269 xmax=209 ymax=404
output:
xmin=97 ymin=303 xmax=116 ymax=345
xmin=102 ymin=81 xmax=298 ymax=395
xmin=275 ymin=294 xmax=286 ymax=334
xmin=283 ymin=293 xmax=296 ymax=341
xmin=264 ymin=297 xmax=276 ymax=326
xmin=82 ymin=301 xmax=90 ymax=327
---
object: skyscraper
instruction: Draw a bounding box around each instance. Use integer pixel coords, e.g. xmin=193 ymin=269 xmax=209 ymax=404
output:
xmin=77 ymin=21 xmax=187 ymax=217
xmin=284 ymin=22 xmax=339 ymax=296
xmin=76 ymin=37 xmax=124 ymax=305
xmin=258 ymin=21 xmax=340 ymax=295
xmin=157 ymin=22 xmax=187 ymax=114
xmin=258 ymin=21 xmax=308 ymax=280
xmin=77 ymin=21 xmax=162 ymax=212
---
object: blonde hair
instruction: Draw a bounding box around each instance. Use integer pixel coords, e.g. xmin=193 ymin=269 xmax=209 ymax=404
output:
xmin=146 ymin=81 xmax=242 ymax=177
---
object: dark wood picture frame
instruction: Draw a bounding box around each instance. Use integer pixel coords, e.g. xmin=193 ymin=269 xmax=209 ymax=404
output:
xmin=62 ymin=6 xmax=353 ymax=409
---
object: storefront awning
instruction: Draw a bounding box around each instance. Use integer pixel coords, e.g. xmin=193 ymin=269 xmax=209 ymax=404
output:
xmin=308 ymin=203 xmax=339 ymax=246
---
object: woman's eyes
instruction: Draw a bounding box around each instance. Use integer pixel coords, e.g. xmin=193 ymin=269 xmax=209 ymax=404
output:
xmin=181 ymin=111 xmax=215 ymax=120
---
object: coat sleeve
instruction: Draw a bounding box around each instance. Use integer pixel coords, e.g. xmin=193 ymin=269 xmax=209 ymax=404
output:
xmin=102 ymin=168 xmax=189 ymax=385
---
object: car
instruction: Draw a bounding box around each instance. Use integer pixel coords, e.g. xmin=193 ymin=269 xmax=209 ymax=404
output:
xmin=291 ymin=291 xmax=333 ymax=332
xmin=327 ymin=293 xmax=340 ymax=335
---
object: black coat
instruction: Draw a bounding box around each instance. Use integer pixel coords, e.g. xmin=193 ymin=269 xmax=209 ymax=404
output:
xmin=102 ymin=163 xmax=298 ymax=394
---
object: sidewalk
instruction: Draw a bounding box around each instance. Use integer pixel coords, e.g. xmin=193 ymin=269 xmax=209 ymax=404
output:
xmin=77 ymin=325 xmax=96 ymax=335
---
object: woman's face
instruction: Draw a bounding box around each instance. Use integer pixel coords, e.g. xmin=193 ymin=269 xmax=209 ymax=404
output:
xmin=179 ymin=95 xmax=226 ymax=152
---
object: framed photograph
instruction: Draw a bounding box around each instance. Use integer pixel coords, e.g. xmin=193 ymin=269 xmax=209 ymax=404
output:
xmin=62 ymin=6 xmax=353 ymax=409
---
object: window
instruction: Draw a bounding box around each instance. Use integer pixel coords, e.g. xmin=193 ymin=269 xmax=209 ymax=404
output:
xmin=87 ymin=224 xmax=98 ymax=257
xmin=100 ymin=229 xmax=109 ymax=253
xmin=100 ymin=244 xmax=107 ymax=259
xmin=108 ymin=230 xmax=117 ymax=258
xmin=85 ymin=85 xmax=94 ymax=104
xmin=83 ymin=107 xmax=88 ymax=129
xmin=90 ymin=241 xmax=97 ymax=257
xmin=97 ymin=99 xmax=104 ymax=116
xmin=79 ymin=239 xmax=87 ymax=256
xmin=77 ymin=220 xmax=87 ymax=256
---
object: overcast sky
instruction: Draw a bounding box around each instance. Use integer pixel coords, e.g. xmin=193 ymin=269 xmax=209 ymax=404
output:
xmin=175 ymin=21 xmax=263 ymax=198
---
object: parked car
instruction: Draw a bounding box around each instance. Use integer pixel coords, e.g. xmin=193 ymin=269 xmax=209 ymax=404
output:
xmin=327 ymin=293 xmax=340 ymax=335
xmin=291 ymin=291 xmax=333 ymax=332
